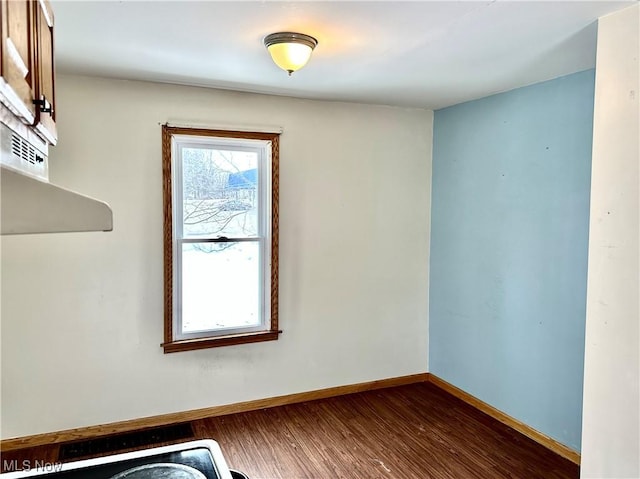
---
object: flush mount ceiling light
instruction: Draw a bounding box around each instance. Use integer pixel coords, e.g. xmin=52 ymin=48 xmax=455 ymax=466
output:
xmin=264 ymin=32 xmax=318 ymax=76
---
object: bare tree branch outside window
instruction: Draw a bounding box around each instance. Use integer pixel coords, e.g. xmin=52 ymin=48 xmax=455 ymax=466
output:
xmin=182 ymin=148 xmax=258 ymax=252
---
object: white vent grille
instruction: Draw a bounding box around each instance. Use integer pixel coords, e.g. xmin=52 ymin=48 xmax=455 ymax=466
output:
xmin=1 ymin=122 xmax=48 ymax=181
xmin=11 ymin=132 xmax=37 ymax=165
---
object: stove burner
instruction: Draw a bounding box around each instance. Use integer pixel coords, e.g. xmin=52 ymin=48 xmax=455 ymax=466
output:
xmin=110 ymin=463 xmax=207 ymax=479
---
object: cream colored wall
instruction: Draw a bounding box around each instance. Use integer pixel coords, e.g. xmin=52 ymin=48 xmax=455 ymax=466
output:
xmin=0 ymin=75 xmax=433 ymax=438
xmin=581 ymin=4 xmax=639 ymax=477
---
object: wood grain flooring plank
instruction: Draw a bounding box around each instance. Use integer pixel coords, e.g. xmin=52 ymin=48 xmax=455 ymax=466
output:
xmin=1 ymin=383 xmax=579 ymax=479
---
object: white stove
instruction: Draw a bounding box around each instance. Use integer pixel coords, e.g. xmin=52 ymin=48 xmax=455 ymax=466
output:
xmin=1 ymin=440 xmax=236 ymax=479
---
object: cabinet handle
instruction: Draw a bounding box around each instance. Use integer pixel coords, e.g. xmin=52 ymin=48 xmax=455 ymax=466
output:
xmin=33 ymin=96 xmax=53 ymax=114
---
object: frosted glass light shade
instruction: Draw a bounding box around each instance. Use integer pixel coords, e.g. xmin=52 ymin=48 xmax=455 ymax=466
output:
xmin=264 ymin=32 xmax=318 ymax=75
xmin=267 ymin=43 xmax=313 ymax=73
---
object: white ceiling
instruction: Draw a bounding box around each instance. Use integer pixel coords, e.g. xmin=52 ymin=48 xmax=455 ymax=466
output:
xmin=51 ymin=1 xmax=633 ymax=110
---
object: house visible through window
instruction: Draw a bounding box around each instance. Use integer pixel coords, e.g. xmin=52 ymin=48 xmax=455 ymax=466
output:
xmin=162 ymin=126 xmax=280 ymax=353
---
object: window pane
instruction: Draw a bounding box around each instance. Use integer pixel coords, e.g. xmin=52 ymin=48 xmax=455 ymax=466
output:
xmin=181 ymin=241 xmax=260 ymax=333
xmin=182 ymin=147 xmax=258 ymax=238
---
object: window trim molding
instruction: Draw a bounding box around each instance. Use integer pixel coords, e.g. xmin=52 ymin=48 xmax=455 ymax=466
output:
xmin=161 ymin=125 xmax=280 ymax=353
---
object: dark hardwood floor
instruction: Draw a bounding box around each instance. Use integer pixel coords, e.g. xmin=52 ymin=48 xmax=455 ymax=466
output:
xmin=1 ymin=382 xmax=579 ymax=478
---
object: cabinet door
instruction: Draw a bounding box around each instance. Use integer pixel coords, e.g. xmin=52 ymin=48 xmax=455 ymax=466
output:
xmin=0 ymin=0 xmax=36 ymax=123
xmin=33 ymin=0 xmax=56 ymax=144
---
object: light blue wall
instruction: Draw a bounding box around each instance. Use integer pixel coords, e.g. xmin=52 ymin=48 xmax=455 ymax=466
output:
xmin=429 ymin=70 xmax=595 ymax=451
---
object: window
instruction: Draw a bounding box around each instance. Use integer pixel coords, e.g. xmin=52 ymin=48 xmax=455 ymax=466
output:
xmin=162 ymin=126 xmax=280 ymax=353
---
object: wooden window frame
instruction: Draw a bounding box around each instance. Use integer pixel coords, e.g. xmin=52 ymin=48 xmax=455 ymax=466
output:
xmin=161 ymin=125 xmax=280 ymax=353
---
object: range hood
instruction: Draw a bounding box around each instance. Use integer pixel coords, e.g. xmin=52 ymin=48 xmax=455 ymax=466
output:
xmin=1 ymin=165 xmax=113 ymax=235
xmin=0 ymin=122 xmax=113 ymax=235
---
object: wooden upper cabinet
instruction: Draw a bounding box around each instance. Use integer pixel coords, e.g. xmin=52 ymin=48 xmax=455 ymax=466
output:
xmin=33 ymin=0 xmax=56 ymax=144
xmin=0 ymin=0 xmax=37 ymax=124
xmin=0 ymin=0 xmax=56 ymax=145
